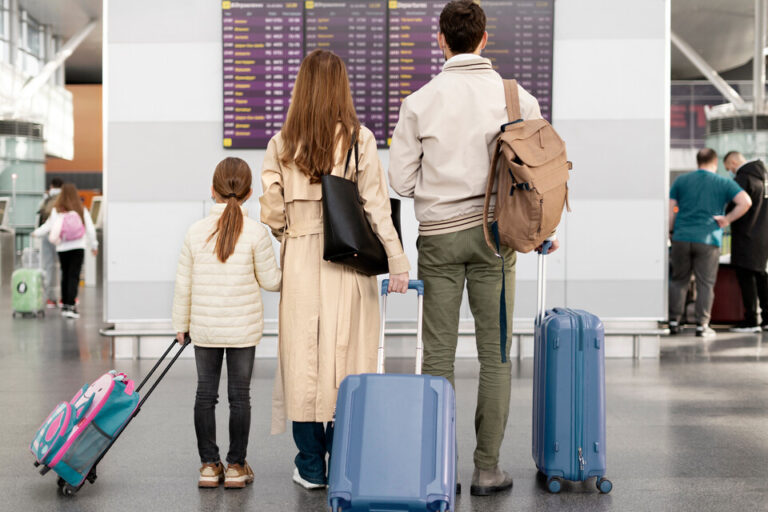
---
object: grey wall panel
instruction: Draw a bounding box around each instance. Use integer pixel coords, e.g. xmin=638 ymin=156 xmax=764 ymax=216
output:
xmin=107 ymin=122 xmax=266 ymax=202
xmin=554 ymin=0 xmax=667 ymax=41
xmin=107 ymin=281 xmax=175 ymax=322
xmin=108 ymin=0 xmax=220 ymax=44
xmin=515 ymin=279 xmax=664 ymax=319
xmin=555 ymin=119 xmax=667 ymax=200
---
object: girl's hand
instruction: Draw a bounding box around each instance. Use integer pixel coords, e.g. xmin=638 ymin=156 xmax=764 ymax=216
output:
xmin=387 ymin=273 xmax=409 ymax=294
xmin=176 ymin=332 xmax=187 ymax=345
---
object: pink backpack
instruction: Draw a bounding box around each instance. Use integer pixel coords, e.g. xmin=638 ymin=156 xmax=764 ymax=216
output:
xmin=59 ymin=211 xmax=85 ymax=242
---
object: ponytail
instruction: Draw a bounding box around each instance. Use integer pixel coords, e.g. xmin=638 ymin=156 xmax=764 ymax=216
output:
xmin=207 ymin=158 xmax=252 ymax=263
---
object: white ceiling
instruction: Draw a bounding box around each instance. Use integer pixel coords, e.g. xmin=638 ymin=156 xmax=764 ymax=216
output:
xmin=12 ymin=0 xmax=764 ymax=84
xmin=19 ymin=0 xmax=102 ymax=83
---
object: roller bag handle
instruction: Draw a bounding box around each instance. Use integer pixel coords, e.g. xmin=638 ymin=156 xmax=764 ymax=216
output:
xmin=378 ymin=280 xmax=425 ymax=374
xmin=536 ymin=240 xmax=553 ymax=326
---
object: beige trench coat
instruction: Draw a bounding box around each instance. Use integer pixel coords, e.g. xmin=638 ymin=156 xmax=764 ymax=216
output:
xmin=260 ymin=126 xmax=410 ymax=434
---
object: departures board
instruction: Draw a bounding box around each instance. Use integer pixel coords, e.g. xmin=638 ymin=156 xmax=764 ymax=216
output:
xmin=222 ymin=0 xmax=554 ymax=149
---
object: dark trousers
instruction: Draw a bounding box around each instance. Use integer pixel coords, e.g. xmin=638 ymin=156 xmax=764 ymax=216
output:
xmin=57 ymin=249 xmax=84 ymax=306
xmin=734 ymin=266 xmax=768 ymax=326
xmin=292 ymin=421 xmax=334 ymax=485
xmin=669 ymin=241 xmax=721 ymax=325
xmin=194 ymin=345 xmax=255 ymax=465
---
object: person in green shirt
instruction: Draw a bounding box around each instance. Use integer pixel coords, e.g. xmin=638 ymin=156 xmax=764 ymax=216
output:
xmin=668 ymin=148 xmax=752 ymax=337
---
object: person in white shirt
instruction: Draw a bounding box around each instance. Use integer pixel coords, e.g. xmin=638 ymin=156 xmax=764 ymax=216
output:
xmin=388 ymin=0 xmax=558 ymax=496
xmin=32 ymin=184 xmax=98 ymax=318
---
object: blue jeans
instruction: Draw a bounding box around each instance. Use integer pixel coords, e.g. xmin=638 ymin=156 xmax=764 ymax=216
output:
xmin=194 ymin=346 xmax=255 ymax=465
xmin=293 ymin=421 xmax=334 ymax=485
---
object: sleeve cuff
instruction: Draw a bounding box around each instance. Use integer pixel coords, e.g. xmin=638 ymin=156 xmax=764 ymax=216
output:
xmin=387 ymin=252 xmax=411 ymax=275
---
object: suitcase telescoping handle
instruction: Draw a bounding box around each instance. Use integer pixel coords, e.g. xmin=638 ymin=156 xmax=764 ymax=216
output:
xmin=135 ymin=335 xmax=191 ymax=411
xmin=536 ymin=240 xmax=553 ymax=327
xmin=378 ymin=279 xmax=425 ymax=375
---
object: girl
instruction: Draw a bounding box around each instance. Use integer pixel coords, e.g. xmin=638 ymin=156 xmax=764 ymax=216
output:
xmin=172 ymin=157 xmax=281 ymax=488
xmin=260 ymin=50 xmax=410 ymax=489
xmin=32 ymin=183 xmax=98 ymax=319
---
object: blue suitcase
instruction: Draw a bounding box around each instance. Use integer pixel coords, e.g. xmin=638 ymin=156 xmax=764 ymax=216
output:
xmin=532 ymin=244 xmax=613 ymax=494
xmin=328 ymin=280 xmax=456 ymax=512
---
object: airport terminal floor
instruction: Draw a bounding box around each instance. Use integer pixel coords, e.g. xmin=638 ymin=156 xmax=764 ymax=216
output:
xmin=2 ymin=288 xmax=768 ymax=512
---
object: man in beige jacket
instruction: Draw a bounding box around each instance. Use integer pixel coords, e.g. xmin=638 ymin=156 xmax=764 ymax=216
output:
xmin=389 ymin=0 xmax=557 ymax=496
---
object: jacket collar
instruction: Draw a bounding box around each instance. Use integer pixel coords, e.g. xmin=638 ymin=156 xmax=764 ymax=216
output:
xmin=209 ymin=203 xmax=248 ymax=216
xmin=442 ymin=54 xmax=493 ymax=72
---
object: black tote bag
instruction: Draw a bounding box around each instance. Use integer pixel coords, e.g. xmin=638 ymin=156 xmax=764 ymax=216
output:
xmin=321 ymin=137 xmax=402 ymax=276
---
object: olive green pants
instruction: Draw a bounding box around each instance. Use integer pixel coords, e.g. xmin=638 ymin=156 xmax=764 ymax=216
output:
xmin=417 ymin=225 xmax=516 ymax=470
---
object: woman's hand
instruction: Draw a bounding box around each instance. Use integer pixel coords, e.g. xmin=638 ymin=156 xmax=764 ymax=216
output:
xmin=387 ymin=273 xmax=409 ymax=294
xmin=176 ymin=332 xmax=187 ymax=345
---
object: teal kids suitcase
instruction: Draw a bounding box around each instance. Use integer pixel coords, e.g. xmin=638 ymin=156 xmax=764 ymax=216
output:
xmin=12 ymin=268 xmax=45 ymax=317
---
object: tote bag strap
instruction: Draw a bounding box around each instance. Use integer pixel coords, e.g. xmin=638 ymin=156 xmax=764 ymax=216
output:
xmin=343 ymin=130 xmax=359 ymax=182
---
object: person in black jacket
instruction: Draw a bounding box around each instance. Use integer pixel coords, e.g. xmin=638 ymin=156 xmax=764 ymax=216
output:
xmin=724 ymin=151 xmax=768 ymax=332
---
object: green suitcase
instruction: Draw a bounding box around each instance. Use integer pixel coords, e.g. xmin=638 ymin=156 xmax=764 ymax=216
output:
xmin=12 ymin=268 xmax=45 ymax=317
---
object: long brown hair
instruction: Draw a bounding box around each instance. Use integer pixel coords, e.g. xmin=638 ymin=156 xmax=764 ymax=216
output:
xmin=280 ymin=50 xmax=360 ymax=183
xmin=207 ymin=157 xmax=252 ymax=263
xmin=54 ymin=184 xmax=84 ymax=223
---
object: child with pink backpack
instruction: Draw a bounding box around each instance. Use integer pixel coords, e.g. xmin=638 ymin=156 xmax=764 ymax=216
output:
xmin=32 ymin=183 xmax=98 ymax=319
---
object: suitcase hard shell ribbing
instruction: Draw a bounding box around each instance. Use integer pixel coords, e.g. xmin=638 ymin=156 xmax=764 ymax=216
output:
xmin=31 ymin=338 xmax=190 ymax=496
xmin=328 ymin=280 xmax=457 ymax=512
xmin=531 ymin=243 xmax=612 ymax=494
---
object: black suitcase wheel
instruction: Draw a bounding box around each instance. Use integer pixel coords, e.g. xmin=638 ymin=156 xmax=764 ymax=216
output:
xmin=86 ymin=468 xmax=97 ymax=484
xmin=60 ymin=483 xmax=77 ymax=496
xmin=596 ymin=477 xmax=612 ymax=494
xmin=56 ymin=477 xmax=66 ymax=489
xmin=546 ymin=476 xmax=562 ymax=493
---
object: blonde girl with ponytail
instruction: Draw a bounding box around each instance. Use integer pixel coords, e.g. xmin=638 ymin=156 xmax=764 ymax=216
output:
xmin=172 ymin=157 xmax=281 ymax=489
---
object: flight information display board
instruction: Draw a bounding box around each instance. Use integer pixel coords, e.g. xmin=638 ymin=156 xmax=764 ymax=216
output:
xmin=222 ymin=0 xmax=554 ymax=149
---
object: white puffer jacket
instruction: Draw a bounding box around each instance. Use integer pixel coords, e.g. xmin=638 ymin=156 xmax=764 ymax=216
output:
xmin=172 ymin=204 xmax=281 ymax=348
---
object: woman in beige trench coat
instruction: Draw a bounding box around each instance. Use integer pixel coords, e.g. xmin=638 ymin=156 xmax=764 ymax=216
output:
xmin=259 ymin=50 xmax=410 ymax=488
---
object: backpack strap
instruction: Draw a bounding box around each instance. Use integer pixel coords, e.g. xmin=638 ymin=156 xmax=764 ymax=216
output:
xmin=482 ymin=139 xmax=504 ymax=256
xmin=501 ymin=79 xmax=523 ymax=130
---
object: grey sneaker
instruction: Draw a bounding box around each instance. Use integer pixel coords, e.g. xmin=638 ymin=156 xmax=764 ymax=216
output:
xmin=695 ymin=325 xmax=716 ymax=338
xmin=470 ymin=466 xmax=513 ymax=496
xmin=668 ymin=321 xmax=680 ymax=335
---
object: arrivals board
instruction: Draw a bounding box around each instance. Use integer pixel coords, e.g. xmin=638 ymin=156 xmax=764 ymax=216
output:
xmin=222 ymin=0 xmax=554 ymax=149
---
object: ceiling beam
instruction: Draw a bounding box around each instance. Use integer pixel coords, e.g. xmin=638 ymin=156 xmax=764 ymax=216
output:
xmin=671 ymin=30 xmax=748 ymax=110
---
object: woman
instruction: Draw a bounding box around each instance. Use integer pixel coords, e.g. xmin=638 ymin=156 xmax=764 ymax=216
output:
xmin=260 ymin=50 xmax=410 ymax=489
xmin=32 ymin=183 xmax=98 ymax=319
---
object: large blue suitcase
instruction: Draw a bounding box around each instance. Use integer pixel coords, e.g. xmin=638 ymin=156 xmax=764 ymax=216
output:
xmin=532 ymin=244 xmax=613 ymax=494
xmin=328 ymin=280 xmax=456 ymax=512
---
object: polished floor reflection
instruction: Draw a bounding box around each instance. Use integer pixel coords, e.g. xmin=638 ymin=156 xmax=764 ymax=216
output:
xmin=2 ymin=287 xmax=768 ymax=511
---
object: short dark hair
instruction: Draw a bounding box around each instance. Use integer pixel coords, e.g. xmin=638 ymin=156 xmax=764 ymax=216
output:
xmin=439 ymin=0 xmax=486 ymax=54
xmin=723 ymin=150 xmax=742 ymax=163
xmin=50 ymin=178 xmax=63 ymax=188
xmin=696 ymin=148 xmax=718 ymax=167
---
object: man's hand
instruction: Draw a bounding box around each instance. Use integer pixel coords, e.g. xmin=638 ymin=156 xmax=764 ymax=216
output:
xmin=92 ymin=249 xmax=98 ymax=257
xmin=535 ymin=239 xmax=560 ymax=254
xmin=387 ymin=273 xmax=409 ymax=294
xmin=713 ymin=215 xmax=729 ymax=228
xmin=176 ymin=332 xmax=187 ymax=345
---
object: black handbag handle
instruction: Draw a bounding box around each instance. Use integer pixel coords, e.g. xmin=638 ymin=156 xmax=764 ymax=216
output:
xmin=343 ymin=131 xmax=359 ymax=182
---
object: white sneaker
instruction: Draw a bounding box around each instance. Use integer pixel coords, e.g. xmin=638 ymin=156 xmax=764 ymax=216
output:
xmin=729 ymin=324 xmax=761 ymax=333
xmin=292 ymin=468 xmax=326 ymax=490
xmin=695 ymin=325 xmax=716 ymax=338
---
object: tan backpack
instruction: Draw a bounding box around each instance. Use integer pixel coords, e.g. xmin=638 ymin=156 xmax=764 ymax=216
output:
xmin=482 ymin=79 xmax=571 ymax=254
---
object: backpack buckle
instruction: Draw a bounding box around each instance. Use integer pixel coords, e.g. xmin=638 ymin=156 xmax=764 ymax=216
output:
xmin=501 ymin=119 xmax=524 ymax=132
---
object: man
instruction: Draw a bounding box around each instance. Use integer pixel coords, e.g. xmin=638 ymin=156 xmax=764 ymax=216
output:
xmin=37 ymin=178 xmax=62 ymax=308
xmin=669 ymin=148 xmax=751 ymax=337
xmin=389 ymin=0 xmax=557 ymax=496
xmin=723 ymin=151 xmax=768 ymax=332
